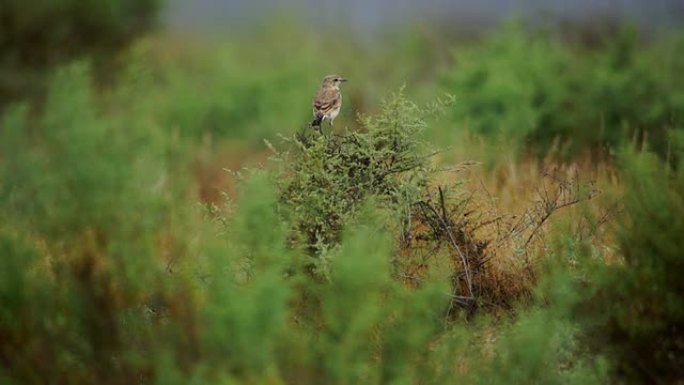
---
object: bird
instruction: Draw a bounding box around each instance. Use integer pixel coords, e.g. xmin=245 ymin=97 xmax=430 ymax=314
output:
xmin=311 ymin=74 xmax=347 ymax=132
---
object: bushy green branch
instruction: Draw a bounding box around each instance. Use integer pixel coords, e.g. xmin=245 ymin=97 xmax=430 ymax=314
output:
xmin=276 ymin=90 xmax=436 ymax=257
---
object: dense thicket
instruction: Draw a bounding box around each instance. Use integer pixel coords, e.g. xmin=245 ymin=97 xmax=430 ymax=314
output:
xmin=575 ymin=144 xmax=684 ymax=384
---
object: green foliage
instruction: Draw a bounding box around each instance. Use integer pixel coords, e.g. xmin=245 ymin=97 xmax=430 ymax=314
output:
xmin=200 ymin=171 xmax=291 ymax=377
xmin=277 ymin=90 xmax=433 ymax=256
xmin=575 ymin=145 xmax=684 ymax=383
xmin=67 ymin=18 xmax=449 ymax=146
xmin=0 ymin=65 xmax=612 ymax=384
xmin=4 ymin=19 xmax=684 ymax=384
xmin=442 ymin=24 xmax=684 ymax=158
xmin=0 ymin=0 xmax=161 ymax=106
xmin=143 ymin=37 xmax=320 ymax=142
xmin=0 ymin=63 xmax=175 ymax=383
xmin=443 ymin=24 xmax=573 ymax=142
xmin=3 ymin=64 xmax=163 ymax=238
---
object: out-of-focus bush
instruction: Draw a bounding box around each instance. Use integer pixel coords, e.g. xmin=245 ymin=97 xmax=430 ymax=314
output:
xmin=109 ymin=24 xmax=329 ymax=144
xmin=574 ymin=143 xmax=684 ymax=384
xmin=149 ymin=41 xmax=318 ymax=143
xmin=95 ymin=18 xmax=449 ymax=146
xmin=442 ymin=24 xmax=684 ymax=159
xmin=0 ymin=63 xmax=179 ymax=384
xmin=0 ymin=0 xmax=161 ymax=106
xmin=443 ymin=24 xmax=574 ymax=144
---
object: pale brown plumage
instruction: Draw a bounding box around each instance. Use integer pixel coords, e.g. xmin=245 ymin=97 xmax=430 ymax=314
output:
xmin=311 ymin=74 xmax=347 ymax=130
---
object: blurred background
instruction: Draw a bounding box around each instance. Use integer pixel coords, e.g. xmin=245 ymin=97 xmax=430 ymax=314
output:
xmin=3 ymin=0 xmax=684 ymax=173
xmin=167 ymin=0 xmax=684 ymax=33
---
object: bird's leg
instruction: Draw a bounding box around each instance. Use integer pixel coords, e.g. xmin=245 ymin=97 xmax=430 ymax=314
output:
xmin=326 ymin=120 xmax=334 ymax=138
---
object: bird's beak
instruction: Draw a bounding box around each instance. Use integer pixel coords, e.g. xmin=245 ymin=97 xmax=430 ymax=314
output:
xmin=340 ymin=78 xmax=348 ymax=82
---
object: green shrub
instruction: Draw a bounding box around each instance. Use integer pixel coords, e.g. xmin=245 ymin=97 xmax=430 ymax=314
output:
xmin=443 ymin=23 xmax=574 ymax=144
xmin=275 ymin=89 xmax=434 ymax=257
xmin=0 ymin=63 xmax=176 ymax=384
xmin=576 ymin=144 xmax=684 ymax=383
xmin=442 ymin=24 xmax=684 ymax=159
xmin=274 ymin=90 xmax=588 ymax=317
xmin=198 ymin=171 xmax=292 ymax=378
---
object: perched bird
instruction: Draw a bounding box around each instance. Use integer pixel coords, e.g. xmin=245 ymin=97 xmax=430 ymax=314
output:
xmin=311 ymin=74 xmax=347 ymax=131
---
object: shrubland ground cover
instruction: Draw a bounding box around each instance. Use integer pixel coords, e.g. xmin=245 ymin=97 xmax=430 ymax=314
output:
xmin=1 ymin=12 xmax=683 ymax=385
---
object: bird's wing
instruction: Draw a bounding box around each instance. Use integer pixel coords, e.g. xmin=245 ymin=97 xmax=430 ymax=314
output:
xmin=313 ymin=88 xmax=341 ymax=116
